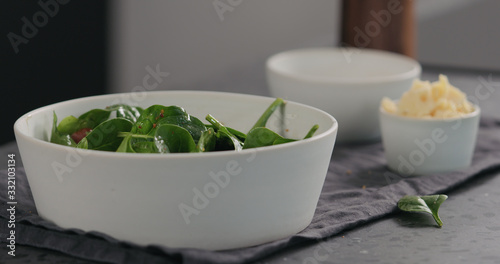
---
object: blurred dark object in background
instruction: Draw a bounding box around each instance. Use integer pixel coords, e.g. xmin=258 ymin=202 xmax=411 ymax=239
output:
xmin=0 ymin=0 xmax=108 ymax=145
xmin=341 ymin=0 xmax=416 ymax=58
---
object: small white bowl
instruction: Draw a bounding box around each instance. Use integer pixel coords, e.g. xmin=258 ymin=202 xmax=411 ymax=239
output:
xmin=379 ymin=105 xmax=480 ymax=176
xmin=14 ymin=91 xmax=338 ymax=250
xmin=266 ymin=47 xmax=421 ymax=143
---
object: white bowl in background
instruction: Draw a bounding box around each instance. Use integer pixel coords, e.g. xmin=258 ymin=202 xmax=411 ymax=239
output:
xmin=266 ymin=47 xmax=421 ymax=143
xmin=14 ymin=91 xmax=338 ymax=250
xmin=379 ymin=105 xmax=480 ymax=176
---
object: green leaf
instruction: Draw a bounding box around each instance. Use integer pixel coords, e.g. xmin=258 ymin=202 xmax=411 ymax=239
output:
xmin=116 ymin=132 xmax=156 ymax=153
xmin=213 ymin=130 xmax=238 ymax=151
xmin=57 ymin=115 xmax=81 ymax=134
xmin=76 ymin=118 xmax=133 ymax=151
xmin=304 ymin=124 xmax=319 ymax=139
xmin=50 ymin=112 xmax=76 ymax=147
xmin=154 ymin=124 xmax=197 ymax=153
xmin=78 ymin=109 xmax=111 ymax=129
xmin=243 ymin=127 xmax=296 ymax=149
xmin=50 ymin=99 xmax=311 ymax=153
xmin=398 ymin=194 xmax=448 ymax=227
xmin=196 ymin=128 xmax=217 ymax=152
xmin=105 ymin=104 xmax=143 ymax=123
xmin=156 ymin=114 xmax=206 ymax=143
xmin=251 ymin=98 xmax=285 ymax=130
xmin=132 ymin=105 xmax=186 ymax=135
xmin=226 ymin=127 xmax=247 ymax=141
xmin=116 ymin=134 xmax=136 ymax=153
xmin=206 ymin=125 xmax=247 ymax=141
xmin=57 ymin=108 xmax=111 ymax=135
xmin=205 ymin=114 xmax=243 ymax=151
xmin=132 ymin=140 xmax=158 ymax=153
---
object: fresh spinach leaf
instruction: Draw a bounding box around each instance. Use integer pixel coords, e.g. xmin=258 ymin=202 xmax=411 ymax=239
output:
xmin=304 ymin=124 xmax=319 ymax=139
xmin=57 ymin=108 xmax=111 ymax=135
xmin=132 ymin=105 xmax=186 ymax=135
xmin=116 ymin=134 xmax=135 ymax=153
xmin=154 ymin=124 xmax=197 ymax=153
xmin=57 ymin=115 xmax=82 ymax=134
xmin=116 ymin=132 xmax=155 ymax=153
xmin=398 ymin=194 xmax=448 ymax=227
xmin=105 ymin=104 xmax=143 ymax=123
xmin=243 ymin=127 xmax=296 ymax=149
xmin=226 ymin=127 xmax=247 ymax=141
xmin=50 ymin=112 xmax=77 ymax=147
xmin=78 ymin=109 xmax=111 ymax=129
xmin=205 ymin=114 xmax=243 ymax=151
xmin=206 ymin=125 xmax=247 ymax=141
xmin=77 ymin=118 xmax=133 ymax=151
xmin=51 ymin=98 xmax=314 ymax=154
xmin=156 ymin=114 xmax=206 ymax=143
xmin=196 ymin=128 xmax=217 ymax=152
xmin=115 ymin=104 xmax=203 ymax=153
xmin=251 ymin=98 xmax=284 ymax=129
xmin=132 ymin=139 xmax=159 ymax=153
xmin=242 ymin=98 xmax=319 ymax=148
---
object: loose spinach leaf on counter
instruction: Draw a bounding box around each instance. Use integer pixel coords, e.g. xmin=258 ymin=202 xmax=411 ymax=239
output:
xmin=50 ymin=98 xmax=321 ymax=153
xmin=397 ymin=194 xmax=448 ymax=227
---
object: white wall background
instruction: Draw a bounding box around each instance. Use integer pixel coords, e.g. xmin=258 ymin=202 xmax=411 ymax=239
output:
xmin=109 ymin=0 xmax=341 ymax=95
xmin=109 ymin=0 xmax=500 ymax=94
xmin=416 ymin=0 xmax=500 ymax=71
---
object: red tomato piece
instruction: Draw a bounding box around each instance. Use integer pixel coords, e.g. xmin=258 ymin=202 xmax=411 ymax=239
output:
xmin=71 ymin=128 xmax=92 ymax=143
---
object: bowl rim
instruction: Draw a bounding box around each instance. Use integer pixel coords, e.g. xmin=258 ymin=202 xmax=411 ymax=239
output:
xmin=266 ymin=47 xmax=421 ymax=85
xmin=14 ymin=90 xmax=338 ymax=160
xmin=379 ymin=103 xmax=481 ymax=122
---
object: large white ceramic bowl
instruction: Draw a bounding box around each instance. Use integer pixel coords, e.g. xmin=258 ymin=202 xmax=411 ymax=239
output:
xmin=14 ymin=91 xmax=337 ymax=250
xmin=379 ymin=105 xmax=480 ymax=176
xmin=267 ymin=47 xmax=421 ymax=143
